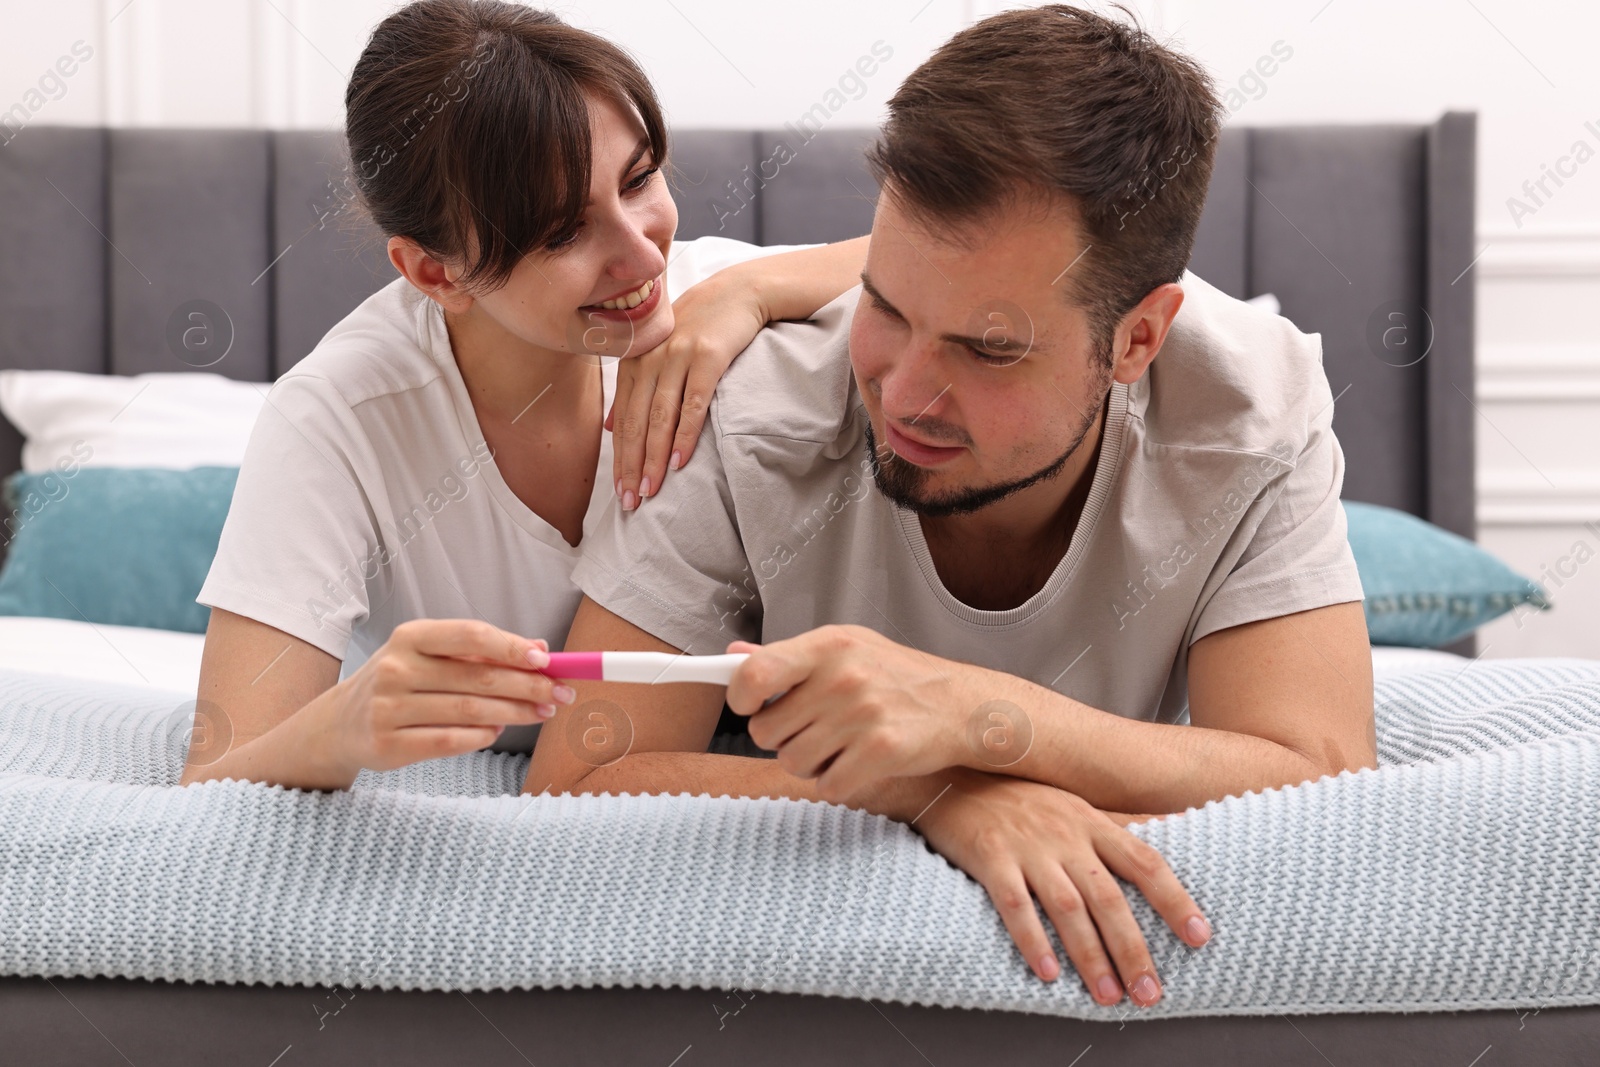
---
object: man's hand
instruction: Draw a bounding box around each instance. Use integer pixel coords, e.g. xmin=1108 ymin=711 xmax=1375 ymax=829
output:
xmin=725 ymin=625 xmax=997 ymax=803
xmin=915 ymin=769 xmax=1212 ymax=1006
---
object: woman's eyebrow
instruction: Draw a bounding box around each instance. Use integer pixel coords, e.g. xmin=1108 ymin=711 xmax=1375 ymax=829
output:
xmin=583 ymin=136 xmax=652 ymax=208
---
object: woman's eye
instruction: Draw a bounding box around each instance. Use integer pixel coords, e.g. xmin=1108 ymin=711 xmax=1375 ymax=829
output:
xmin=545 ymin=227 xmax=581 ymax=252
xmin=625 ymin=166 xmax=660 ymax=192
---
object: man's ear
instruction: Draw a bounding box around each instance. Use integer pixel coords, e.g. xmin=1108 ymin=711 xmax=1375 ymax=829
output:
xmin=1110 ymin=282 xmax=1185 ymax=385
xmin=387 ymin=235 xmax=474 ymax=314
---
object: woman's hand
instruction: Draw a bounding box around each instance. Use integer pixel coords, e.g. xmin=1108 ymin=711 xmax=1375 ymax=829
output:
xmin=309 ymin=619 xmax=573 ymax=781
xmin=606 ymin=270 xmax=766 ymax=510
xmin=913 ymin=769 xmax=1212 ymax=1008
xmin=607 ymin=235 xmax=870 ymax=509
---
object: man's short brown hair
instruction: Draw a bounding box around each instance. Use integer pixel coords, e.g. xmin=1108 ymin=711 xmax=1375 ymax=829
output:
xmin=866 ymin=4 xmax=1223 ymax=352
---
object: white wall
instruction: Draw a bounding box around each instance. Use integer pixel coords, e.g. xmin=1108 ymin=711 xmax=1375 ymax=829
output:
xmin=3 ymin=0 xmax=1597 ymax=656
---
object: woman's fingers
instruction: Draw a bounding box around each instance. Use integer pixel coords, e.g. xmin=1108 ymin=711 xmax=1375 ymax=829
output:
xmin=665 ymin=355 xmax=721 ymax=476
xmin=1027 ymin=862 xmax=1126 ymax=1006
xmin=610 ymin=356 xmax=657 ymax=509
xmin=385 ymin=691 xmax=549 ymax=731
xmin=385 ymin=724 xmax=508 ymax=764
xmin=630 ymin=345 xmax=689 ymax=499
xmin=391 ymin=618 xmax=548 ymax=670
xmin=417 ymin=656 xmax=571 ymax=717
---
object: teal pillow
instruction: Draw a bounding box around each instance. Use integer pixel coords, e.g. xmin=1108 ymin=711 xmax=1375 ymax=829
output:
xmin=1343 ymin=500 xmax=1549 ymax=647
xmin=0 ymin=466 xmax=238 ymax=634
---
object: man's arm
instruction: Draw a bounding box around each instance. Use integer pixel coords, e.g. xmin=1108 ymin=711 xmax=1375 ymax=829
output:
xmin=721 ymin=601 xmax=1376 ymax=816
xmin=523 ymin=599 xmax=1187 ymax=828
xmin=964 ymin=601 xmax=1377 ymax=813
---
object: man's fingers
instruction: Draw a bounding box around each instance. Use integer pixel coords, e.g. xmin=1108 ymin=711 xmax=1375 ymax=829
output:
xmin=1028 ymin=863 xmax=1126 ymax=1006
xmin=768 ymin=715 xmax=840 ymax=777
xmin=981 ymin=870 xmax=1062 ymax=983
xmin=1066 ymin=852 xmax=1163 ymax=1007
xmin=1096 ymin=823 xmax=1213 ymax=950
xmin=725 ymin=637 xmax=822 ymax=714
xmin=810 ymin=744 xmax=875 ymax=805
xmin=393 ymin=619 xmax=548 ymax=670
xmin=743 ymin=690 xmax=814 ymax=752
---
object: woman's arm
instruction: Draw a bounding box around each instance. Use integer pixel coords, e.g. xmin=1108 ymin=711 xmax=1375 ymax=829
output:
xmin=735 ymin=234 xmax=870 ymax=323
xmin=180 ymin=609 xmax=566 ymax=790
xmin=608 ymin=235 xmax=869 ymax=509
xmin=179 ymin=608 xmax=353 ymax=789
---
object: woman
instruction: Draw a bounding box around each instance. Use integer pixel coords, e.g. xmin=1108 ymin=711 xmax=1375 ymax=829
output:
xmin=181 ymin=0 xmax=865 ymax=790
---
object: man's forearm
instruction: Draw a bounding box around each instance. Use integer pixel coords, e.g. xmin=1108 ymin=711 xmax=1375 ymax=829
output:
xmin=969 ymin=674 xmax=1326 ymax=815
xmin=527 ymin=749 xmax=956 ymax=827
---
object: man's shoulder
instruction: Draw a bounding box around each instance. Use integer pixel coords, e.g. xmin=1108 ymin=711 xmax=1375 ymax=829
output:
xmin=709 ymin=286 xmax=863 ymax=450
xmin=1142 ymin=273 xmax=1332 ymax=460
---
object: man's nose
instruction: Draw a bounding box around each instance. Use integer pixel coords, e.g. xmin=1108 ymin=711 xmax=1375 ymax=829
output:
xmin=879 ymin=342 xmax=952 ymax=423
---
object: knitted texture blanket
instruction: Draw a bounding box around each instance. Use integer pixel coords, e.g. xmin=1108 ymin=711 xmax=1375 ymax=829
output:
xmin=2 ymin=659 xmax=1598 ymax=1020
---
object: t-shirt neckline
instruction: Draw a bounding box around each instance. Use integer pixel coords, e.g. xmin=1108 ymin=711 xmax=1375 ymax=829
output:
xmin=894 ymin=378 xmax=1129 ymax=627
xmin=416 ymin=292 xmax=617 ymax=556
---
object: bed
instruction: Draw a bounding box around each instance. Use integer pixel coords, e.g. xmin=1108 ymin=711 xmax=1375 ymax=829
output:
xmin=4 ymin=115 xmax=1599 ymax=1065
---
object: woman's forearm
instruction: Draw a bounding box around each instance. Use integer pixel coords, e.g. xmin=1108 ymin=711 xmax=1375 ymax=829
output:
xmin=177 ymin=693 xmax=356 ymax=792
xmin=726 ymin=235 xmax=869 ymax=322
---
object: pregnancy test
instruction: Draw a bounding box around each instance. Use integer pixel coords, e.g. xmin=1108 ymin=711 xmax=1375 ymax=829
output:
xmin=540 ymin=651 xmax=749 ymax=685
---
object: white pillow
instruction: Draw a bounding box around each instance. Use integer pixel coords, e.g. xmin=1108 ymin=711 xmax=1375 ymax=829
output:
xmin=1245 ymin=292 xmax=1281 ymax=316
xmin=0 ymin=370 xmax=266 ymax=472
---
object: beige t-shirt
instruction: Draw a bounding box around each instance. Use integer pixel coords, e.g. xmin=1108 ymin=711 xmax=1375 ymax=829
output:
xmin=572 ymin=272 xmax=1365 ymax=725
xmin=197 ymin=236 xmax=810 ymax=681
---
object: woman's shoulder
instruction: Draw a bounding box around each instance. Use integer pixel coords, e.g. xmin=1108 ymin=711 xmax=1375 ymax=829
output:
xmin=274 ymin=276 xmax=448 ymax=411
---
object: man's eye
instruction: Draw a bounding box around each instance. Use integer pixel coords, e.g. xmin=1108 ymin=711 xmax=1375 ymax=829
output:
xmin=967 ymin=343 xmax=1018 ymax=365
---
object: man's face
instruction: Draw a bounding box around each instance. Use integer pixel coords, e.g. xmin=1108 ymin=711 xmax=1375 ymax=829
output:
xmin=849 ymin=191 xmax=1117 ymax=517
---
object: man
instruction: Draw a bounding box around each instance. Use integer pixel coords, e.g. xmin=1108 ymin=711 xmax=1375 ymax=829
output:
xmin=524 ymin=5 xmax=1375 ymax=1011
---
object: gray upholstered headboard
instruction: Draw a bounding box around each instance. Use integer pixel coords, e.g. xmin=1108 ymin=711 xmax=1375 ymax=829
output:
xmin=0 ymin=115 xmax=1475 ymax=543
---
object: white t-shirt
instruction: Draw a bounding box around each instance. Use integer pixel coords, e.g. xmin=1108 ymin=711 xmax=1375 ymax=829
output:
xmin=198 ymin=237 xmax=809 ymax=680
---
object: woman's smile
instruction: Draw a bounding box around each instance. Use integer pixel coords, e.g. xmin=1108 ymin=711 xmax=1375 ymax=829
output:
xmin=580 ymin=274 xmax=664 ymax=321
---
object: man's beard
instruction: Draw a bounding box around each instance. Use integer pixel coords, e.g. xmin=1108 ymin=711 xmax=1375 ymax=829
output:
xmin=863 ymin=373 xmax=1112 ymax=519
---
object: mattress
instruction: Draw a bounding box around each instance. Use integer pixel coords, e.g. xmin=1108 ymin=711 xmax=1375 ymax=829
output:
xmin=2 ymin=618 xmax=1597 ymax=1064
xmin=4 ymin=653 xmax=1599 ymax=1016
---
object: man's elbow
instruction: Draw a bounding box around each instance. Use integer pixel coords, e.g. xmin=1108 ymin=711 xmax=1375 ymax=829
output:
xmin=521 ymin=757 xmax=604 ymax=797
xmin=1288 ymin=735 xmax=1378 ymax=783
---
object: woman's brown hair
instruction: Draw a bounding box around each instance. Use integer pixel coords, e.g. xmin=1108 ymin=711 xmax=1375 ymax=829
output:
xmin=345 ymin=0 xmax=669 ymax=292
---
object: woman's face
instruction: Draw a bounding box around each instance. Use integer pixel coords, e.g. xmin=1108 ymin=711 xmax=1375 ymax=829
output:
xmin=456 ymin=92 xmax=679 ymax=360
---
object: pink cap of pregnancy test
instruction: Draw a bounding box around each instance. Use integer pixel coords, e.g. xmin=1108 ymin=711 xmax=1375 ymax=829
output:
xmin=540 ymin=651 xmax=605 ymax=680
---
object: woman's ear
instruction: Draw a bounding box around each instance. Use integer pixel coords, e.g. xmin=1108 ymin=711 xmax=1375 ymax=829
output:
xmin=387 ymin=235 xmax=474 ymax=314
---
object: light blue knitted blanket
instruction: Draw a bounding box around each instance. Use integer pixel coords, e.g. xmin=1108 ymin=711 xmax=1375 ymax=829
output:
xmin=2 ymin=659 xmax=1599 ymax=1020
